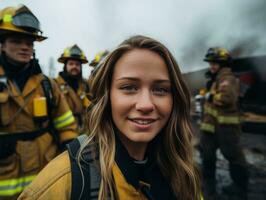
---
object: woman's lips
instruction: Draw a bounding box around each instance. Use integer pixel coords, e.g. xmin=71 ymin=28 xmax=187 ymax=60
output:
xmin=128 ymin=118 xmax=157 ymax=130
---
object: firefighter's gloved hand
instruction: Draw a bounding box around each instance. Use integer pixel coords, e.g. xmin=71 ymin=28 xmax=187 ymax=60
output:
xmin=0 ymin=140 xmax=16 ymax=159
xmin=205 ymin=92 xmax=213 ymax=103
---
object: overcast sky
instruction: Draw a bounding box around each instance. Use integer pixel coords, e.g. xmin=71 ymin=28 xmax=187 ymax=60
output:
xmin=0 ymin=0 xmax=265 ymax=77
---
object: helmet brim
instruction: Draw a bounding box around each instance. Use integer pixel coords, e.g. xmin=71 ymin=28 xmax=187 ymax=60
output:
xmin=58 ymin=57 xmax=88 ymax=64
xmin=0 ymin=28 xmax=47 ymax=42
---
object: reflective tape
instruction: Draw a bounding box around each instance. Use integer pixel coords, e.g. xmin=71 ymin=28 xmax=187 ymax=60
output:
xmin=200 ymin=123 xmax=215 ymax=133
xmin=217 ymin=116 xmax=240 ymax=124
xmin=204 ymin=105 xmax=218 ymax=117
xmin=3 ymin=14 xmax=12 ymax=23
xmin=204 ymin=105 xmax=240 ymax=125
xmin=0 ymin=175 xmax=36 ymax=196
xmin=53 ymin=110 xmax=75 ymax=129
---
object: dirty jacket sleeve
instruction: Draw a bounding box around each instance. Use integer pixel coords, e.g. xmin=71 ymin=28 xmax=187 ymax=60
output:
xmin=50 ymin=79 xmax=78 ymax=142
xmin=18 ymin=151 xmax=72 ymax=200
xmin=213 ymin=74 xmax=239 ymax=108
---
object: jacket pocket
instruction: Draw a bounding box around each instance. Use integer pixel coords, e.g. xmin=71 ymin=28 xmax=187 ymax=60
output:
xmin=0 ymin=91 xmax=10 ymax=126
xmin=37 ymin=133 xmax=58 ymax=166
xmin=17 ymin=141 xmax=40 ymax=173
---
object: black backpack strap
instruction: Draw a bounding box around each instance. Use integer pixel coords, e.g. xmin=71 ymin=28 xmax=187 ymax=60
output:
xmin=41 ymin=75 xmax=61 ymax=148
xmin=67 ymin=135 xmax=101 ymax=200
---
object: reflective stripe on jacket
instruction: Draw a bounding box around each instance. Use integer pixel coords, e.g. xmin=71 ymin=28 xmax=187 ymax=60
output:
xmin=55 ymin=75 xmax=91 ymax=132
xmin=18 ymin=151 xmax=149 ymax=200
xmin=200 ymin=68 xmax=240 ymax=133
xmin=0 ymin=65 xmax=78 ymax=198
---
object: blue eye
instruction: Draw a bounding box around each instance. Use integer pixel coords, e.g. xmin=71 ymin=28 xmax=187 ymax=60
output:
xmin=153 ymin=87 xmax=170 ymax=95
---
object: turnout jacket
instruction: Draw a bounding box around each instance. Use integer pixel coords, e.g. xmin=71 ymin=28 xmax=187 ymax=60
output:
xmin=0 ymin=64 xmax=78 ymax=199
xmin=55 ymin=74 xmax=91 ymax=132
xmin=200 ymin=67 xmax=241 ymax=133
xmin=18 ymin=136 xmax=176 ymax=200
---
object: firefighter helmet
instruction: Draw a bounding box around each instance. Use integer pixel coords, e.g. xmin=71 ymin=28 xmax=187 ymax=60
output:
xmin=0 ymin=5 xmax=46 ymax=41
xmin=58 ymin=44 xmax=88 ymax=64
xmin=204 ymin=47 xmax=231 ymax=63
xmin=89 ymin=50 xmax=109 ymax=67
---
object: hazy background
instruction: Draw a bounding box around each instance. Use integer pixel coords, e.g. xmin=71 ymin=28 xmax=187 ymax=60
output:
xmin=0 ymin=0 xmax=265 ymax=78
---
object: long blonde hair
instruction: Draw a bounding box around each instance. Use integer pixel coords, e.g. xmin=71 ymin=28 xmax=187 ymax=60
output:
xmin=81 ymin=35 xmax=201 ymax=199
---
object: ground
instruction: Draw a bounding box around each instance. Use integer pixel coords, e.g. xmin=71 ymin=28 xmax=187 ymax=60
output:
xmin=193 ymin=121 xmax=266 ymax=200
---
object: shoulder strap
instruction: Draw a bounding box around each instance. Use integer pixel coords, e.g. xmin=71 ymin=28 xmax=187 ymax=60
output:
xmin=67 ymin=135 xmax=101 ymax=200
xmin=41 ymin=75 xmax=60 ymax=147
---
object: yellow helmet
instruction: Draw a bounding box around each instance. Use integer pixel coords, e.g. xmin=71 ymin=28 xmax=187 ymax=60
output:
xmin=89 ymin=50 xmax=109 ymax=67
xmin=0 ymin=5 xmax=46 ymax=41
xmin=204 ymin=47 xmax=231 ymax=63
xmin=58 ymin=44 xmax=88 ymax=64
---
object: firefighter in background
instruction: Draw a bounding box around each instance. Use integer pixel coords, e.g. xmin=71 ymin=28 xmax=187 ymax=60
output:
xmin=0 ymin=5 xmax=78 ymax=199
xmin=200 ymin=47 xmax=249 ymax=199
xmin=89 ymin=50 xmax=109 ymax=77
xmin=89 ymin=50 xmax=109 ymax=68
xmin=87 ymin=50 xmax=109 ymax=101
xmin=55 ymin=45 xmax=91 ymax=133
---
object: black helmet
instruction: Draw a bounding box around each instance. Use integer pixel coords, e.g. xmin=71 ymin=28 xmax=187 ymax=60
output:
xmin=204 ymin=47 xmax=232 ymax=63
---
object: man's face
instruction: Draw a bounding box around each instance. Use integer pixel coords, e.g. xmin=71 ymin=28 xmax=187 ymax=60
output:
xmin=66 ymin=59 xmax=82 ymax=76
xmin=209 ymin=62 xmax=220 ymax=74
xmin=1 ymin=34 xmax=34 ymax=65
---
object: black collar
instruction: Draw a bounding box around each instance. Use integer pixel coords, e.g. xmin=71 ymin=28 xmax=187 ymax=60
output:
xmin=115 ymin=136 xmax=143 ymax=189
xmin=114 ymin=134 xmax=176 ymax=199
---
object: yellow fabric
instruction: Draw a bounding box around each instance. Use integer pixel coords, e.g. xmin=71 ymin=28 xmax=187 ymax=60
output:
xmin=203 ymin=105 xmax=240 ymax=125
xmin=200 ymin=123 xmax=215 ymax=133
xmin=19 ymin=154 xmax=149 ymax=200
xmin=0 ymin=175 xmax=36 ymax=196
xmin=204 ymin=105 xmax=218 ymax=117
xmin=0 ymin=66 xmax=77 ymax=198
xmin=53 ymin=110 xmax=75 ymax=129
xmin=217 ymin=116 xmax=240 ymax=124
xmin=55 ymin=75 xmax=90 ymax=133
xmin=18 ymin=152 xmax=72 ymax=200
xmin=112 ymin=163 xmax=148 ymax=200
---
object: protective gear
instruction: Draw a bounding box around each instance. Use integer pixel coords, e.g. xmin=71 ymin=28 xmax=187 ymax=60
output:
xmin=204 ymin=47 xmax=231 ymax=63
xmin=89 ymin=50 xmax=109 ymax=86
xmin=55 ymin=73 xmax=91 ymax=133
xmin=200 ymin=67 xmax=249 ymax=198
xmin=0 ymin=62 xmax=78 ymax=198
xmin=89 ymin=50 xmax=109 ymax=67
xmin=0 ymin=5 xmax=46 ymax=41
xmin=18 ymin=136 xmax=177 ymax=200
xmin=58 ymin=44 xmax=88 ymax=64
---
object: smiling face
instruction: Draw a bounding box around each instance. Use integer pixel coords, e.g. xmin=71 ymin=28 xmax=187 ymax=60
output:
xmin=1 ymin=34 xmax=34 ymax=65
xmin=110 ymin=49 xmax=173 ymax=153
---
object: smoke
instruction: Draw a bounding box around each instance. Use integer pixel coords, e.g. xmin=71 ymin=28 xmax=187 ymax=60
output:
xmin=1 ymin=0 xmax=265 ymax=74
xmin=179 ymin=0 xmax=266 ymax=71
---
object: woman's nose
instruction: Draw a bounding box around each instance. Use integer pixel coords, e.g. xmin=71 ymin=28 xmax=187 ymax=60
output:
xmin=135 ymin=91 xmax=155 ymax=113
